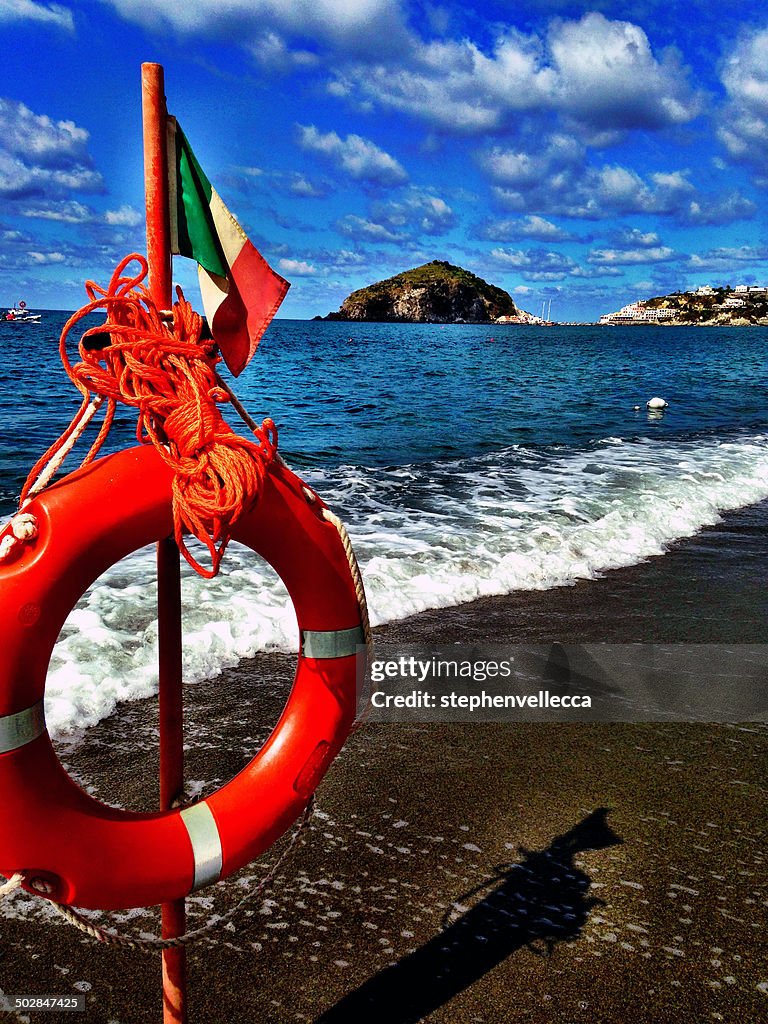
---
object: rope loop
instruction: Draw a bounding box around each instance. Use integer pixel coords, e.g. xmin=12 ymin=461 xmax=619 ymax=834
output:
xmin=18 ymin=254 xmax=278 ymax=578
xmin=0 ymin=800 xmax=315 ymax=950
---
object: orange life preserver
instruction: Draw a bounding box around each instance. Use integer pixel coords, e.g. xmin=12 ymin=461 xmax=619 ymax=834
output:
xmin=0 ymin=445 xmax=363 ymax=910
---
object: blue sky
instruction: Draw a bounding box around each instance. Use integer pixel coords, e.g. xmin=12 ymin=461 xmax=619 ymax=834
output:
xmin=1 ymin=0 xmax=767 ymax=320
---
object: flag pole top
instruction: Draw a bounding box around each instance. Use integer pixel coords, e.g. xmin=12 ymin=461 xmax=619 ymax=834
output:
xmin=141 ymin=63 xmax=172 ymax=310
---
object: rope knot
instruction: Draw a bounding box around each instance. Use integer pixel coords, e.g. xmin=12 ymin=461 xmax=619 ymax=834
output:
xmin=12 ymin=512 xmax=38 ymax=541
xmin=0 ymin=512 xmax=39 ymax=563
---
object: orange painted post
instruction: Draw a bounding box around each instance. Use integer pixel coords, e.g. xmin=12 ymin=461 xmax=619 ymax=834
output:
xmin=142 ymin=63 xmax=173 ymax=305
xmin=141 ymin=62 xmax=188 ymax=1024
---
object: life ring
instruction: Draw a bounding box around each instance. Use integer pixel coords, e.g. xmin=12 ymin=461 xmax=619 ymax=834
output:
xmin=0 ymin=446 xmax=363 ymax=910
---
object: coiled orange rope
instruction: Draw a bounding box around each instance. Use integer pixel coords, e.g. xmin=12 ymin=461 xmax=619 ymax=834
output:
xmin=21 ymin=254 xmax=277 ymax=578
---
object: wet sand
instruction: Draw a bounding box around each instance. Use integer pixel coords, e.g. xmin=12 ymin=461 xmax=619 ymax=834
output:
xmin=1 ymin=503 xmax=767 ymax=1022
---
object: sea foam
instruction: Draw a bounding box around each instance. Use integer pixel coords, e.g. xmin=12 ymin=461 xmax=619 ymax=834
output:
xmin=45 ymin=432 xmax=768 ymax=736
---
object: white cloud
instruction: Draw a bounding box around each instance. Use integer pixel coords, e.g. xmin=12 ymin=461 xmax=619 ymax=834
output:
xmin=287 ymin=173 xmax=328 ymax=198
xmin=332 ymin=249 xmax=367 ymax=267
xmin=681 ymin=192 xmax=756 ymax=225
xmin=609 ymin=228 xmax=662 ymax=248
xmin=490 ymin=245 xmax=625 ymax=281
xmin=297 ymin=125 xmax=407 ymax=187
xmin=687 ymin=246 xmax=768 ymax=272
xmin=482 ymin=140 xmax=581 ymax=188
xmin=104 ymin=204 xmax=142 ymax=227
xmin=335 ymin=215 xmax=405 ymax=243
xmin=278 ymin=258 xmax=316 ymax=275
xmin=0 ymin=152 xmax=103 ymax=198
xmin=0 ymin=98 xmax=90 ymax=165
xmin=323 ymin=189 xmax=455 ymax=247
xmin=371 ymin=190 xmax=455 ymax=236
xmin=516 ymin=215 xmax=571 ymax=240
xmin=718 ymin=28 xmax=768 ymax=183
xmin=27 ymin=249 xmax=67 ymax=263
xmin=489 ymin=160 xmax=689 ymax=219
xmin=489 ymin=247 xmax=576 ymax=281
xmin=19 ymin=200 xmax=142 ymax=226
xmin=598 ymin=166 xmax=684 ymax=210
xmin=476 ymin=214 xmax=574 ymax=242
xmin=0 ymin=99 xmax=103 ymax=199
xmin=329 ymin=32 xmax=554 ymax=134
xmin=327 ymin=13 xmax=700 ymax=137
xmin=249 ymin=31 xmax=318 ymax=72
xmin=547 ymin=13 xmax=697 ymax=130
xmin=568 ymin=265 xmax=623 ymax=279
xmin=228 ymin=165 xmax=331 ymax=200
xmin=0 ymin=1 xmax=73 ymax=31
xmin=101 ymin=4 xmax=699 ymax=142
xmin=483 ymin=135 xmax=754 ymax=226
xmin=21 ymin=199 xmax=91 ymax=222
xmin=102 ymin=0 xmax=412 ymax=58
xmin=588 ymin=246 xmax=679 ymax=266
xmin=0 ymin=232 xmax=126 ymax=272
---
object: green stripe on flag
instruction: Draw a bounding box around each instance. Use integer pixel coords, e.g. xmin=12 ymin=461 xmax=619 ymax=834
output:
xmin=174 ymin=127 xmax=228 ymax=279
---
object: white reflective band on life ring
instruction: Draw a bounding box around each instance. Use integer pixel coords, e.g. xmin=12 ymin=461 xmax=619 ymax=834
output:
xmin=179 ymin=803 xmax=223 ymax=891
xmin=301 ymin=626 xmax=365 ymax=660
xmin=0 ymin=700 xmax=45 ymax=753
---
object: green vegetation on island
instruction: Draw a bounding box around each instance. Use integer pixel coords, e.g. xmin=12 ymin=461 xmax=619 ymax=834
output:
xmin=319 ymin=261 xmax=518 ymax=323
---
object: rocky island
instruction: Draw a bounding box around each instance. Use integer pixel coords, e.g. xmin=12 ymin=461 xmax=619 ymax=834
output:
xmin=319 ymin=260 xmax=518 ymax=323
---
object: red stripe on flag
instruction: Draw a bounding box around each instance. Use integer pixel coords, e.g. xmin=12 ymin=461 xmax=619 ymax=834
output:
xmin=212 ymin=241 xmax=290 ymax=376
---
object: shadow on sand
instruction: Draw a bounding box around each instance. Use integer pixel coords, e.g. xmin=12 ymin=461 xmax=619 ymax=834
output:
xmin=316 ymin=808 xmax=622 ymax=1024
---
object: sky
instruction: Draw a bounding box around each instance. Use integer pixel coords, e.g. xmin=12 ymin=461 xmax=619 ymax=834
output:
xmin=0 ymin=0 xmax=767 ymax=321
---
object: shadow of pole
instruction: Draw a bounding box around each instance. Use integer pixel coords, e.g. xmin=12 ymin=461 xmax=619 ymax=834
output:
xmin=315 ymin=808 xmax=622 ymax=1024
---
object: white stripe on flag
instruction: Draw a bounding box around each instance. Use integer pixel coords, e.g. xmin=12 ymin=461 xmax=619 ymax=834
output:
xmin=208 ymin=188 xmax=248 ymax=266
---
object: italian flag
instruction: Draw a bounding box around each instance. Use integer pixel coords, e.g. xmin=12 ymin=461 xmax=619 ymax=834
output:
xmin=167 ymin=118 xmax=290 ymax=376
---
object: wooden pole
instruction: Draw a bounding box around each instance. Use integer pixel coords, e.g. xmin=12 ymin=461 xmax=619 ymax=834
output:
xmin=141 ymin=62 xmax=188 ymax=1024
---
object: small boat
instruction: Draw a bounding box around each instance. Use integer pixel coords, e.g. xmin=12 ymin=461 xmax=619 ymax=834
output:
xmin=5 ymin=301 xmax=41 ymax=323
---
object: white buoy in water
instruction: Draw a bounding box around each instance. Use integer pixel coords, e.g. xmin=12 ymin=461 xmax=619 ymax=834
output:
xmin=646 ymin=397 xmax=668 ymax=410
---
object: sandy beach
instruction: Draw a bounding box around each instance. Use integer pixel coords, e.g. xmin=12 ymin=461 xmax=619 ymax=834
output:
xmin=1 ymin=502 xmax=767 ymax=1023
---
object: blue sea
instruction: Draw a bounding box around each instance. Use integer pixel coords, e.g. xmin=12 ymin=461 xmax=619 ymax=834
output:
xmin=3 ymin=316 xmax=768 ymax=735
